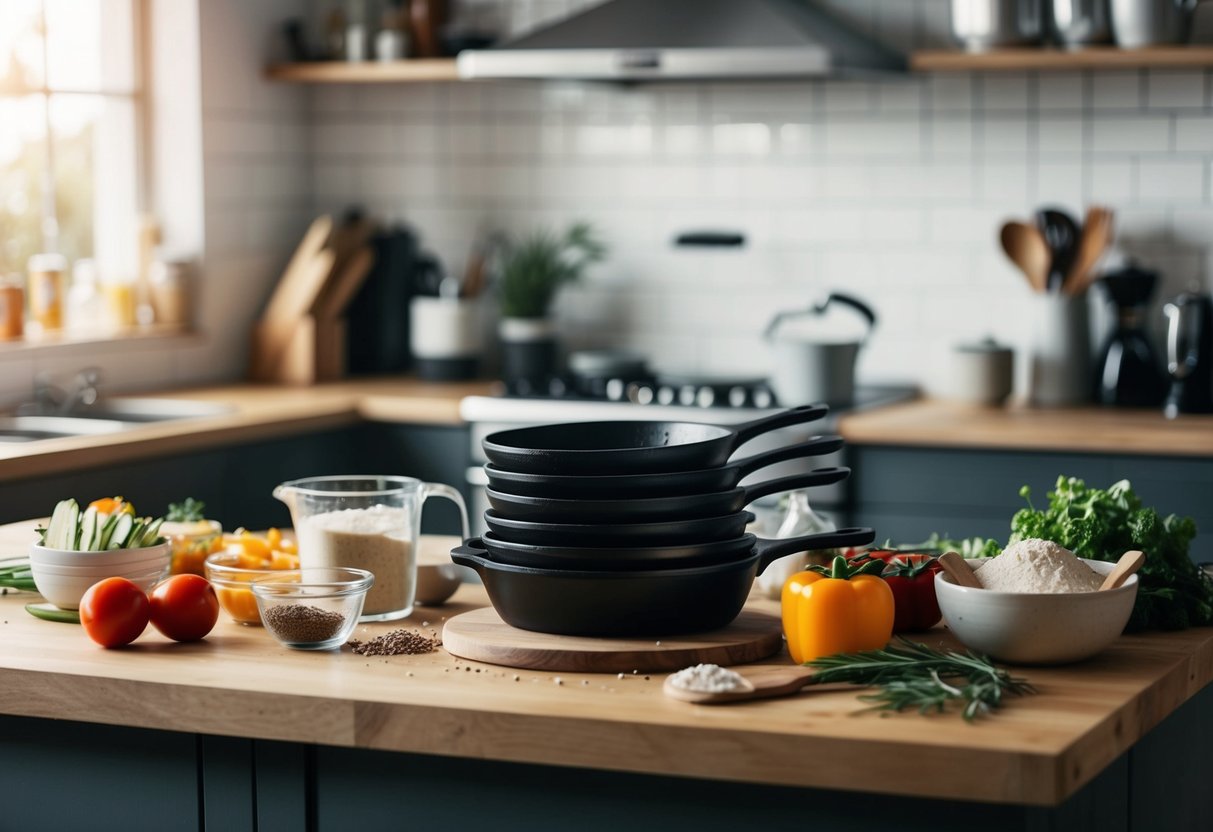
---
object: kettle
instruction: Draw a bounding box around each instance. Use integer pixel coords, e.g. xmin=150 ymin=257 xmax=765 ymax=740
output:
xmin=764 ymin=293 xmax=877 ymax=407
xmin=1163 ymin=292 xmax=1213 ymax=418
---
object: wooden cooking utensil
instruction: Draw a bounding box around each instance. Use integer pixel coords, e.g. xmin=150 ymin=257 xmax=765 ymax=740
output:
xmin=663 ymin=665 xmax=856 ymax=705
xmin=1000 ymin=221 xmax=1051 ymax=294
xmin=1064 ymin=206 xmax=1114 ymax=297
xmin=937 ymin=551 xmax=984 ymax=589
xmin=1100 ymin=550 xmax=1146 ymax=591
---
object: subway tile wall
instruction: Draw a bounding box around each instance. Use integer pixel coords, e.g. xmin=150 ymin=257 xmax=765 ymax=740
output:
xmin=308 ymin=0 xmax=1213 ymax=392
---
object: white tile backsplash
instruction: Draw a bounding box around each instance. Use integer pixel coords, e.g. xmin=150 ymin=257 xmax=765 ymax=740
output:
xmin=288 ymin=2 xmax=1213 ymax=393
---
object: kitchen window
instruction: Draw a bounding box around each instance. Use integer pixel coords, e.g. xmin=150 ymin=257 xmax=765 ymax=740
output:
xmin=0 ymin=0 xmax=143 ymax=306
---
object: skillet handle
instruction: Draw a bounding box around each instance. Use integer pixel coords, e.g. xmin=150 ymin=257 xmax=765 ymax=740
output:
xmin=754 ymin=527 xmax=876 ymax=575
xmin=730 ymin=405 xmax=829 ymax=450
xmin=741 ymin=467 xmax=850 ymax=505
xmin=450 ymin=539 xmax=489 ymax=575
xmin=731 ymin=435 xmax=845 ymax=478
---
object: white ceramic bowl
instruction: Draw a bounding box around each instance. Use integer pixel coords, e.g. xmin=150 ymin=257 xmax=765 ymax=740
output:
xmin=29 ymin=543 xmax=171 ymax=610
xmin=935 ymin=558 xmax=1138 ymax=665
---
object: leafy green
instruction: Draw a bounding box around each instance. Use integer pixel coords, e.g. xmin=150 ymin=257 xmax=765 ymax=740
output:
xmin=806 ymin=639 xmax=1036 ymax=722
xmin=166 ymin=498 xmax=207 ymax=523
xmin=988 ymin=477 xmax=1211 ymax=631
xmin=498 ymin=222 xmax=607 ymax=318
xmin=884 ymin=533 xmax=1001 ymax=559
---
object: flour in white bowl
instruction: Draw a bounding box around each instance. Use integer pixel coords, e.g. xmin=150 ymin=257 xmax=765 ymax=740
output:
xmin=974 ymin=538 xmax=1103 ymax=593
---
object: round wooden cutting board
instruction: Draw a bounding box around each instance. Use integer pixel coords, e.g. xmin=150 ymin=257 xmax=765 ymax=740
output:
xmin=442 ymin=607 xmax=784 ymax=673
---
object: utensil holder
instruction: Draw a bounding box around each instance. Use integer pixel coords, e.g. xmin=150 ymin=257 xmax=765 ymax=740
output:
xmin=1029 ymin=294 xmax=1091 ymax=407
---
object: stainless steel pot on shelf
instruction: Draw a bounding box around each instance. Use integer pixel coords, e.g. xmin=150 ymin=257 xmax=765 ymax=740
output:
xmin=951 ymin=0 xmax=1045 ymax=51
xmin=1110 ymin=0 xmax=1211 ymax=47
xmin=1049 ymin=0 xmax=1113 ymax=47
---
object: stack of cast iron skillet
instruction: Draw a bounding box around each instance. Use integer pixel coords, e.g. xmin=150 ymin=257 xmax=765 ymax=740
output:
xmin=452 ymin=405 xmax=875 ymax=636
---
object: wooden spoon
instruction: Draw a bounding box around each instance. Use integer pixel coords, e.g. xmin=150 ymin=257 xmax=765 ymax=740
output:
xmin=663 ymin=666 xmax=855 ymax=705
xmin=1064 ymin=206 xmax=1114 ymax=297
xmin=1100 ymin=549 xmax=1145 ymax=591
xmin=1000 ymin=221 xmax=1051 ymax=294
xmin=937 ymin=551 xmax=984 ymax=589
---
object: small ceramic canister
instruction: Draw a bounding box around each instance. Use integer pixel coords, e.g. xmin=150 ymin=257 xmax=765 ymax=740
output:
xmin=951 ymin=337 xmax=1015 ymax=405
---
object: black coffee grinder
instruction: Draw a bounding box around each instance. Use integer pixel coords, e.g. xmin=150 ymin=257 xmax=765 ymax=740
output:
xmin=1094 ymin=265 xmax=1167 ymax=407
xmin=1163 ymin=291 xmax=1213 ymax=418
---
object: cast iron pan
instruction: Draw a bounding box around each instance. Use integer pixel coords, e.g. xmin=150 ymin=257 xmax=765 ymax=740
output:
xmin=479 ymin=529 xmax=872 ymax=572
xmin=450 ymin=526 xmax=876 ymax=637
xmin=485 ymin=435 xmax=844 ymax=499
xmin=482 ymin=404 xmax=828 ymax=475
xmin=487 ymin=468 xmax=849 ymax=524
xmin=484 ymin=509 xmax=756 ymax=547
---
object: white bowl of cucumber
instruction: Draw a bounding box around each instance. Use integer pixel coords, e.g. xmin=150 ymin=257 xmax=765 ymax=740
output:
xmin=28 ymin=498 xmax=170 ymax=610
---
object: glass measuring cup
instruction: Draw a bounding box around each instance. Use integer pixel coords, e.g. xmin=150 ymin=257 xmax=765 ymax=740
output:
xmin=273 ymin=475 xmax=469 ymax=622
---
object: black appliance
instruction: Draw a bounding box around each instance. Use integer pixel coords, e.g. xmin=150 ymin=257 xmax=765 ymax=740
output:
xmin=1094 ymin=266 xmax=1167 ymax=407
xmin=346 ymin=224 xmax=422 ymax=374
xmin=1163 ymin=291 xmax=1213 ymax=417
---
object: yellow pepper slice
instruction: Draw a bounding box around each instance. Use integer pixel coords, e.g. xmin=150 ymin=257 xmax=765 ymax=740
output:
xmin=782 ymin=556 xmax=895 ymax=664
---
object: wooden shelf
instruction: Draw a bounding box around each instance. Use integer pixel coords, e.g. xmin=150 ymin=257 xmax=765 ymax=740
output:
xmin=264 ymin=48 xmax=1213 ymax=84
xmin=264 ymin=59 xmax=460 ymax=83
xmin=911 ymin=45 xmax=1213 ymax=72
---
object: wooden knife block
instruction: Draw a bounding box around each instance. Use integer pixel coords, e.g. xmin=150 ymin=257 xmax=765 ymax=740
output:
xmin=251 ymin=316 xmax=347 ymax=385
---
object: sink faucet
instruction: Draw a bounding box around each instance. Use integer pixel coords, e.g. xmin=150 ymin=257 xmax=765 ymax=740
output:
xmin=21 ymin=368 xmax=102 ymax=416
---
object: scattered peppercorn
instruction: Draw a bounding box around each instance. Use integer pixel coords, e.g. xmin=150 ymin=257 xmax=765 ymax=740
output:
xmin=348 ymin=629 xmax=439 ymax=656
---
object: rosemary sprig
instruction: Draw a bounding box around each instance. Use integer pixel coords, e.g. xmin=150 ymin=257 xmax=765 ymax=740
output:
xmin=805 ymin=638 xmax=1036 ymax=722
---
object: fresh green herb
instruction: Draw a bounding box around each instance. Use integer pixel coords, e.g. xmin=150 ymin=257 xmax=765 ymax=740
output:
xmin=498 ymin=222 xmax=606 ymax=318
xmin=993 ymin=477 xmax=1209 ymax=631
xmin=166 ymin=498 xmax=207 ymax=523
xmin=0 ymin=562 xmax=37 ymax=592
xmin=805 ymin=639 xmax=1035 ymax=722
xmin=881 ymin=533 xmax=1001 ymax=559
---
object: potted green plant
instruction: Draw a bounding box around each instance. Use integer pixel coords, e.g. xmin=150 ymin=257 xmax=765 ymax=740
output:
xmin=496 ymin=222 xmax=605 ymax=384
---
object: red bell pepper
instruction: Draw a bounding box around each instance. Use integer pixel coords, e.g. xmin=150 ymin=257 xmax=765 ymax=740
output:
xmin=850 ymin=551 xmax=942 ymax=633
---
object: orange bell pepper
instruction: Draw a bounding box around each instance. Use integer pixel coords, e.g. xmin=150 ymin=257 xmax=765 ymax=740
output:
xmin=782 ymin=555 xmax=895 ymax=664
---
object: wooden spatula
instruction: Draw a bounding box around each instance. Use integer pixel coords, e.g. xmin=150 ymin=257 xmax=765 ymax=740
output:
xmin=1100 ymin=550 xmax=1145 ymax=591
xmin=1000 ymin=221 xmax=1051 ymax=294
xmin=663 ymin=666 xmax=855 ymax=705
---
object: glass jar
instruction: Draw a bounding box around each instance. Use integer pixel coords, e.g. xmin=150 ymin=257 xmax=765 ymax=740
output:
xmin=0 ymin=275 xmax=24 ymax=340
xmin=27 ymin=253 xmax=66 ymax=332
xmin=753 ymin=490 xmax=838 ymax=599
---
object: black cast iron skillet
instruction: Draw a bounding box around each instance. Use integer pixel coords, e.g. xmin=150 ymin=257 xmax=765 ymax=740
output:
xmin=484 ymin=509 xmax=756 ymax=547
xmin=482 ymin=404 xmax=827 ymax=475
xmin=451 ymin=526 xmax=875 ymax=637
xmin=487 ymin=468 xmax=849 ymax=524
xmin=479 ymin=529 xmax=871 ymax=572
xmin=485 ymin=435 xmax=844 ymax=499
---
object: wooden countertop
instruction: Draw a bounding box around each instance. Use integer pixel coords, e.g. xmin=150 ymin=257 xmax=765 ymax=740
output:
xmin=0 ymin=378 xmax=493 ymax=481
xmin=839 ymin=398 xmax=1213 ymax=458
xmin=1 ymin=522 xmax=1211 ymax=808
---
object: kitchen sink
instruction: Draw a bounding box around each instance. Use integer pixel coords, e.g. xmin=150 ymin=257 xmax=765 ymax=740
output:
xmin=60 ymin=397 xmax=235 ymax=423
xmin=0 ymin=416 xmax=134 ymax=443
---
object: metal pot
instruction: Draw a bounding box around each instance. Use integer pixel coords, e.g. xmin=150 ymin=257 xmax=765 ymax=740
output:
xmin=764 ymin=293 xmax=876 ymax=408
xmin=951 ymin=0 xmax=1045 ymax=51
xmin=1049 ymin=0 xmax=1113 ymax=46
xmin=1110 ymin=0 xmax=1211 ymax=47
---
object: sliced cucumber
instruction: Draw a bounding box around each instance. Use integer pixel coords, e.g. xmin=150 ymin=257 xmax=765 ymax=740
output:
xmin=140 ymin=517 xmax=164 ymax=547
xmin=97 ymin=512 xmax=120 ymax=550
xmin=107 ymin=513 xmax=134 ymax=550
xmin=127 ymin=518 xmax=145 ymax=549
xmin=80 ymin=506 xmax=99 ymax=552
xmin=46 ymin=499 xmax=77 ymax=549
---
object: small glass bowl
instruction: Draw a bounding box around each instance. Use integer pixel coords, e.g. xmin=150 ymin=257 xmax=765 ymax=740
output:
xmin=205 ymin=551 xmax=281 ymax=625
xmin=251 ymin=568 xmax=373 ymax=650
xmin=165 ymin=520 xmax=224 ymax=576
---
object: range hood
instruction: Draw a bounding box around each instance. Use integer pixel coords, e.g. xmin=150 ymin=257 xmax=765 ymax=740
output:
xmin=456 ymin=0 xmax=905 ymax=82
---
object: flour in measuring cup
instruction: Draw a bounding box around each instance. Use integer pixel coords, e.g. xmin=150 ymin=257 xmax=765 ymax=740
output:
xmin=297 ymin=505 xmax=415 ymax=616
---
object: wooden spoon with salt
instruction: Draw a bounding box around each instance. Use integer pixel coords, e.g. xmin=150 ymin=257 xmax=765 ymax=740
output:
xmin=1100 ymin=550 xmax=1145 ymax=591
xmin=663 ymin=666 xmax=856 ymax=705
xmin=937 ymin=551 xmax=984 ymax=589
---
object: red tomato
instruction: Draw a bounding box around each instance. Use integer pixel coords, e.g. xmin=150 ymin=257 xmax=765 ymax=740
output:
xmin=80 ymin=577 xmax=151 ymax=648
xmin=149 ymin=574 xmax=219 ymax=642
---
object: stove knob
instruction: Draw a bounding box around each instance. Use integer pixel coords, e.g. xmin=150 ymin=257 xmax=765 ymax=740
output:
xmin=656 ymin=385 xmax=676 ymax=406
xmin=605 ymin=378 xmax=626 ymax=401
xmin=516 ymin=378 xmax=534 ymax=396
xmin=727 ymin=386 xmax=748 ymax=408
xmin=753 ymin=387 xmax=774 ymax=409
xmin=696 ymin=387 xmax=715 ymax=407
xmin=548 ymin=377 xmax=568 ymax=397
xmin=628 ymin=383 xmax=655 ymax=405
xmin=679 ymin=385 xmax=697 ymax=406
